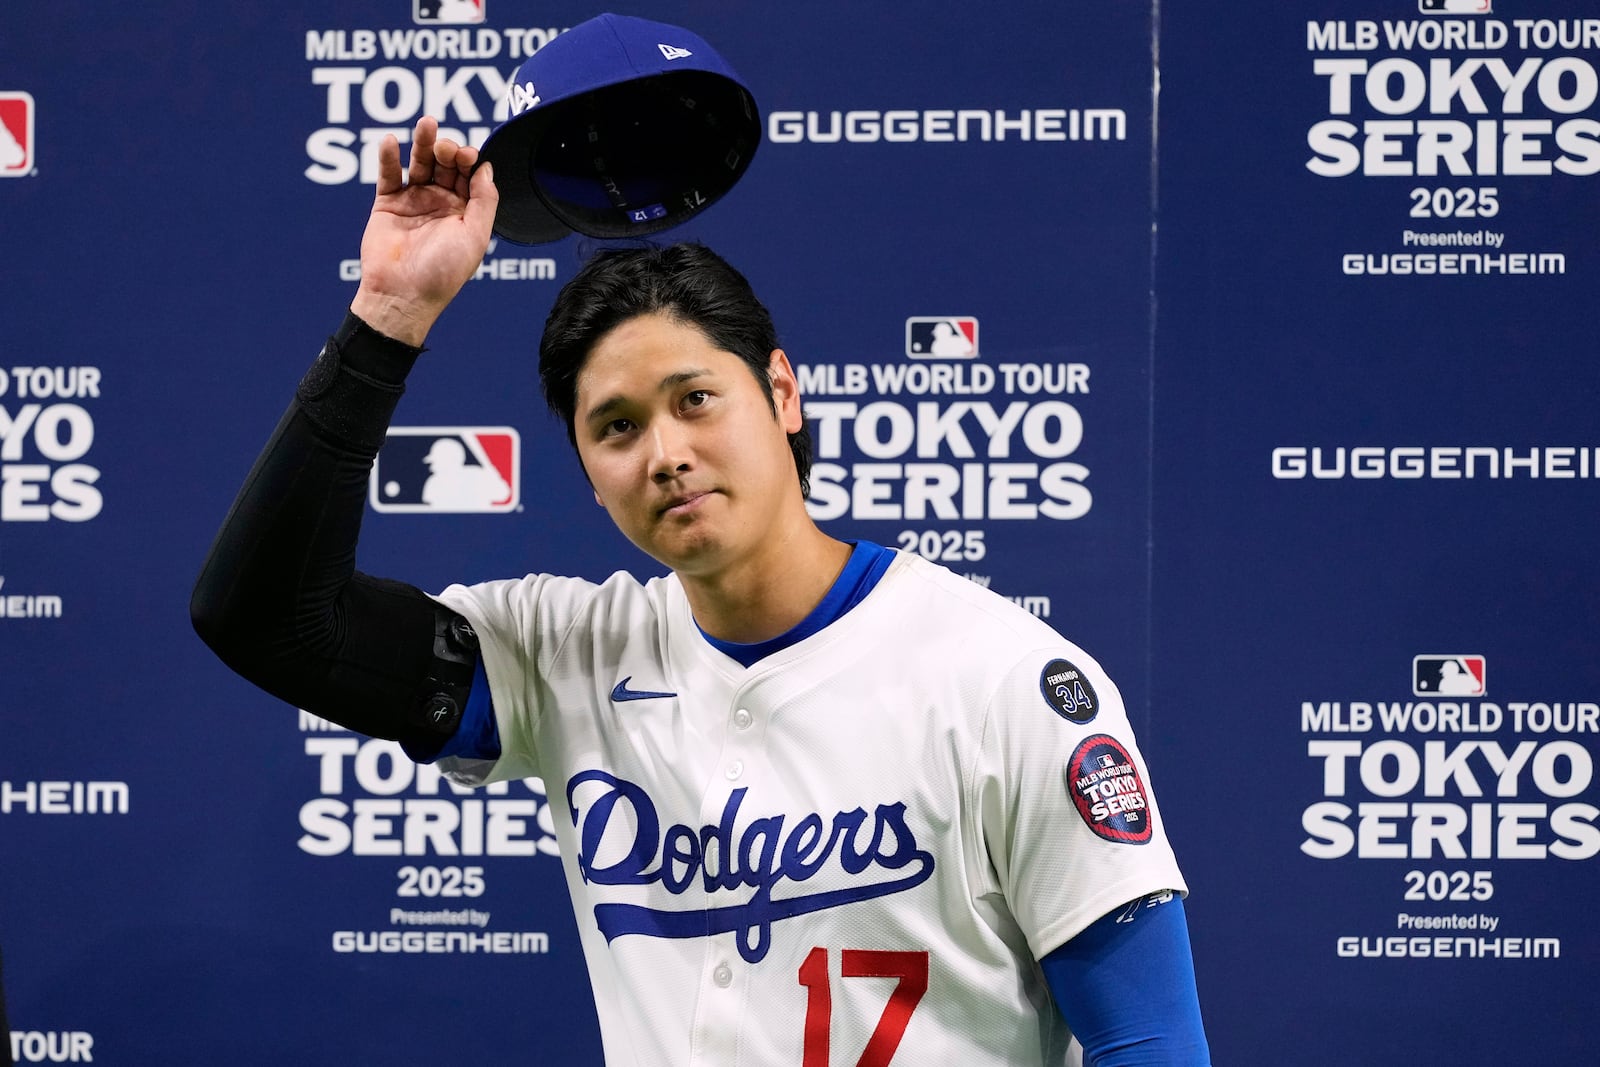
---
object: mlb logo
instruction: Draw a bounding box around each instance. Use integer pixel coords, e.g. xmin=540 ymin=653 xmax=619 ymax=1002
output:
xmin=0 ymin=92 xmax=35 ymax=177
xmin=371 ymin=427 xmax=520 ymax=513
xmin=1097 ymin=754 xmax=1117 ymax=769
xmin=905 ymin=317 xmax=979 ymax=360
xmin=1413 ymin=655 xmax=1486 ymax=697
xmin=1419 ymin=0 xmax=1491 ymax=14
xmin=415 ymin=0 xmax=485 ymax=25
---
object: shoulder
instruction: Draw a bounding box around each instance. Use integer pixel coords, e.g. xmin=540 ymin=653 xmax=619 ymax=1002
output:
xmin=433 ymin=567 xmax=675 ymax=633
xmin=872 ymin=552 xmax=1122 ymax=711
xmin=878 ymin=551 xmax=1066 ymax=648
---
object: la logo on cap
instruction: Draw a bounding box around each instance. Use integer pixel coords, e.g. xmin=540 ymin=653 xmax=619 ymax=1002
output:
xmin=509 ymin=81 xmax=541 ymax=115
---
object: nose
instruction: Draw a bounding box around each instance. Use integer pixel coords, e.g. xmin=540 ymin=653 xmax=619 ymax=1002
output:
xmin=646 ymin=420 xmax=692 ymax=482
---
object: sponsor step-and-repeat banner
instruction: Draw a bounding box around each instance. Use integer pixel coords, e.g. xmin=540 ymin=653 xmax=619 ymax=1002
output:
xmin=1300 ymin=657 xmax=1594 ymax=960
xmin=2 ymin=0 xmax=1595 ymax=1063
xmin=1156 ymin=0 xmax=1597 ymax=1062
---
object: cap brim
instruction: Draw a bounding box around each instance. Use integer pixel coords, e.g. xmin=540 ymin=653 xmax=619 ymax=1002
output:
xmin=478 ymin=106 xmax=571 ymax=244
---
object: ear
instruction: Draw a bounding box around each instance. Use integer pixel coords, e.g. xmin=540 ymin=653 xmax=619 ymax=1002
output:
xmin=767 ymin=348 xmax=804 ymax=434
xmin=593 ymin=487 xmax=605 ymax=508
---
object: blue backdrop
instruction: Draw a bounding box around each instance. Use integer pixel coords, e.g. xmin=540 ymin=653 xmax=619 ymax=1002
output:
xmin=2 ymin=1 xmax=1596 ymax=1064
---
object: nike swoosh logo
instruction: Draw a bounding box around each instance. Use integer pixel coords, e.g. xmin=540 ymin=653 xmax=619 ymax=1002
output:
xmin=610 ymin=677 xmax=678 ymax=702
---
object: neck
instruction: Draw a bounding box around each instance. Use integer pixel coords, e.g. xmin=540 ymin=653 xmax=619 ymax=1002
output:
xmin=678 ymin=521 xmax=852 ymax=644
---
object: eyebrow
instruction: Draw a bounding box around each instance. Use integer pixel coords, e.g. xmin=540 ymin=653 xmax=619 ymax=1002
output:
xmin=584 ymin=369 xmax=715 ymax=425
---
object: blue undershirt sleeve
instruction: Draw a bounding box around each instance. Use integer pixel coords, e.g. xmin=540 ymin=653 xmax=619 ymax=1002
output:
xmin=1039 ymin=894 xmax=1211 ymax=1066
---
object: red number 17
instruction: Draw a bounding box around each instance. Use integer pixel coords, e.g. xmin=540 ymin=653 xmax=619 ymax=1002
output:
xmin=798 ymin=947 xmax=930 ymax=1067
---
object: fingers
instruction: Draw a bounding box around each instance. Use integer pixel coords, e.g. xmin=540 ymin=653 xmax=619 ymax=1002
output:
xmin=374 ymin=134 xmax=403 ymax=196
xmin=433 ymin=138 xmax=476 ymax=199
xmin=407 ymin=115 xmax=438 ymax=187
xmin=379 ymin=115 xmax=491 ymax=211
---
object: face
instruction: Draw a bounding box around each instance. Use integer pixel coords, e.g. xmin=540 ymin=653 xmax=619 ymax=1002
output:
xmin=573 ymin=313 xmax=805 ymax=577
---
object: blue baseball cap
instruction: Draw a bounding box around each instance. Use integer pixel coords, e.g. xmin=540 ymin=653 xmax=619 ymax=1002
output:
xmin=479 ymin=13 xmax=761 ymax=244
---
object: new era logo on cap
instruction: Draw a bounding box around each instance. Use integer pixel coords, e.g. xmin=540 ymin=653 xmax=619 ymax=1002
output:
xmin=415 ymin=0 xmax=485 ymax=25
xmin=0 ymin=92 xmax=35 ymax=177
xmin=1413 ymin=655 xmax=1486 ymax=697
xmin=370 ymin=427 xmax=520 ymax=513
xmin=658 ymin=44 xmax=694 ymax=60
xmin=905 ymin=317 xmax=979 ymax=360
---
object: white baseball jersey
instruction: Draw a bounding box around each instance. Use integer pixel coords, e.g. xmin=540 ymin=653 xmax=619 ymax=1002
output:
xmin=434 ymin=549 xmax=1186 ymax=1066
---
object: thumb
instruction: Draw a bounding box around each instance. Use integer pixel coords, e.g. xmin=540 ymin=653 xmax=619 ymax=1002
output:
xmin=465 ymin=160 xmax=500 ymax=236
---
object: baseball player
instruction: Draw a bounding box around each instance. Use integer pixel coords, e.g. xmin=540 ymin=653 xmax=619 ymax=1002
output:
xmin=192 ymin=19 xmax=1209 ymax=1065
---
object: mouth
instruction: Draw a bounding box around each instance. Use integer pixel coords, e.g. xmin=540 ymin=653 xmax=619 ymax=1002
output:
xmin=658 ymin=490 xmax=714 ymax=518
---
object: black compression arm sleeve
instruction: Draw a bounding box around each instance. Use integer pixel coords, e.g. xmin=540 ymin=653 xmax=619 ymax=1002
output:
xmin=190 ymin=313 xmax=475 ymax=749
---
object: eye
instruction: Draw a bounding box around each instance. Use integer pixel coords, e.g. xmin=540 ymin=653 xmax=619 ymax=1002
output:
xmin=600 ymin=417 xmax=635 ymax=438
xmin=682 ymin=390 xmax=711 ymax=410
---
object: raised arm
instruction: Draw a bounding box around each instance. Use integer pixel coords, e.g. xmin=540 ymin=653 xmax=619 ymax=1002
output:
xmin=190 ymin=118 xmax=498 ymax=752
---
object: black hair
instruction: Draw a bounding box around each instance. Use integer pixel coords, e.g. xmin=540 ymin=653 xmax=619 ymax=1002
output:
xmin=539 ymin=242 xmax=813 ymax=495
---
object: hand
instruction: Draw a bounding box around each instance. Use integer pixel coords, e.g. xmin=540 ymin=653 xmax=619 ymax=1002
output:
xmin=350 ymin=116 xmax=499 ymax=347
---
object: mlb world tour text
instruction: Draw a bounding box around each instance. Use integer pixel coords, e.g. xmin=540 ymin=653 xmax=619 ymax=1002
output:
xmin=1298 ymin=701 xmax=1600 ymax=861
xmin=1302 ymin=695 xmax=1589 ymax=964
xmin=798 ymin=360 xmax=1094 ymax=525
xmin=0 ymin=365 xmax=102 ymax=522
xmin=1304 ymin=20 xmax=1600 ymax=178
xmin=303 ymin=27 xmax=565 ymax=185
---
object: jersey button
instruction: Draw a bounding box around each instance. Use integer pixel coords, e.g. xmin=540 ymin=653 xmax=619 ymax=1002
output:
xmin=733 ymin=708 xmax=753 ymax=730
xmin=725 ymin=760 xmax=744 ymax=781
xmin=713 ymin=963 xmax=733 ymax=987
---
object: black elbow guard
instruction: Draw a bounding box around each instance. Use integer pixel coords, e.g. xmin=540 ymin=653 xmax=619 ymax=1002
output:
xmin=412 ymin=604 xmax=480 ymax=739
